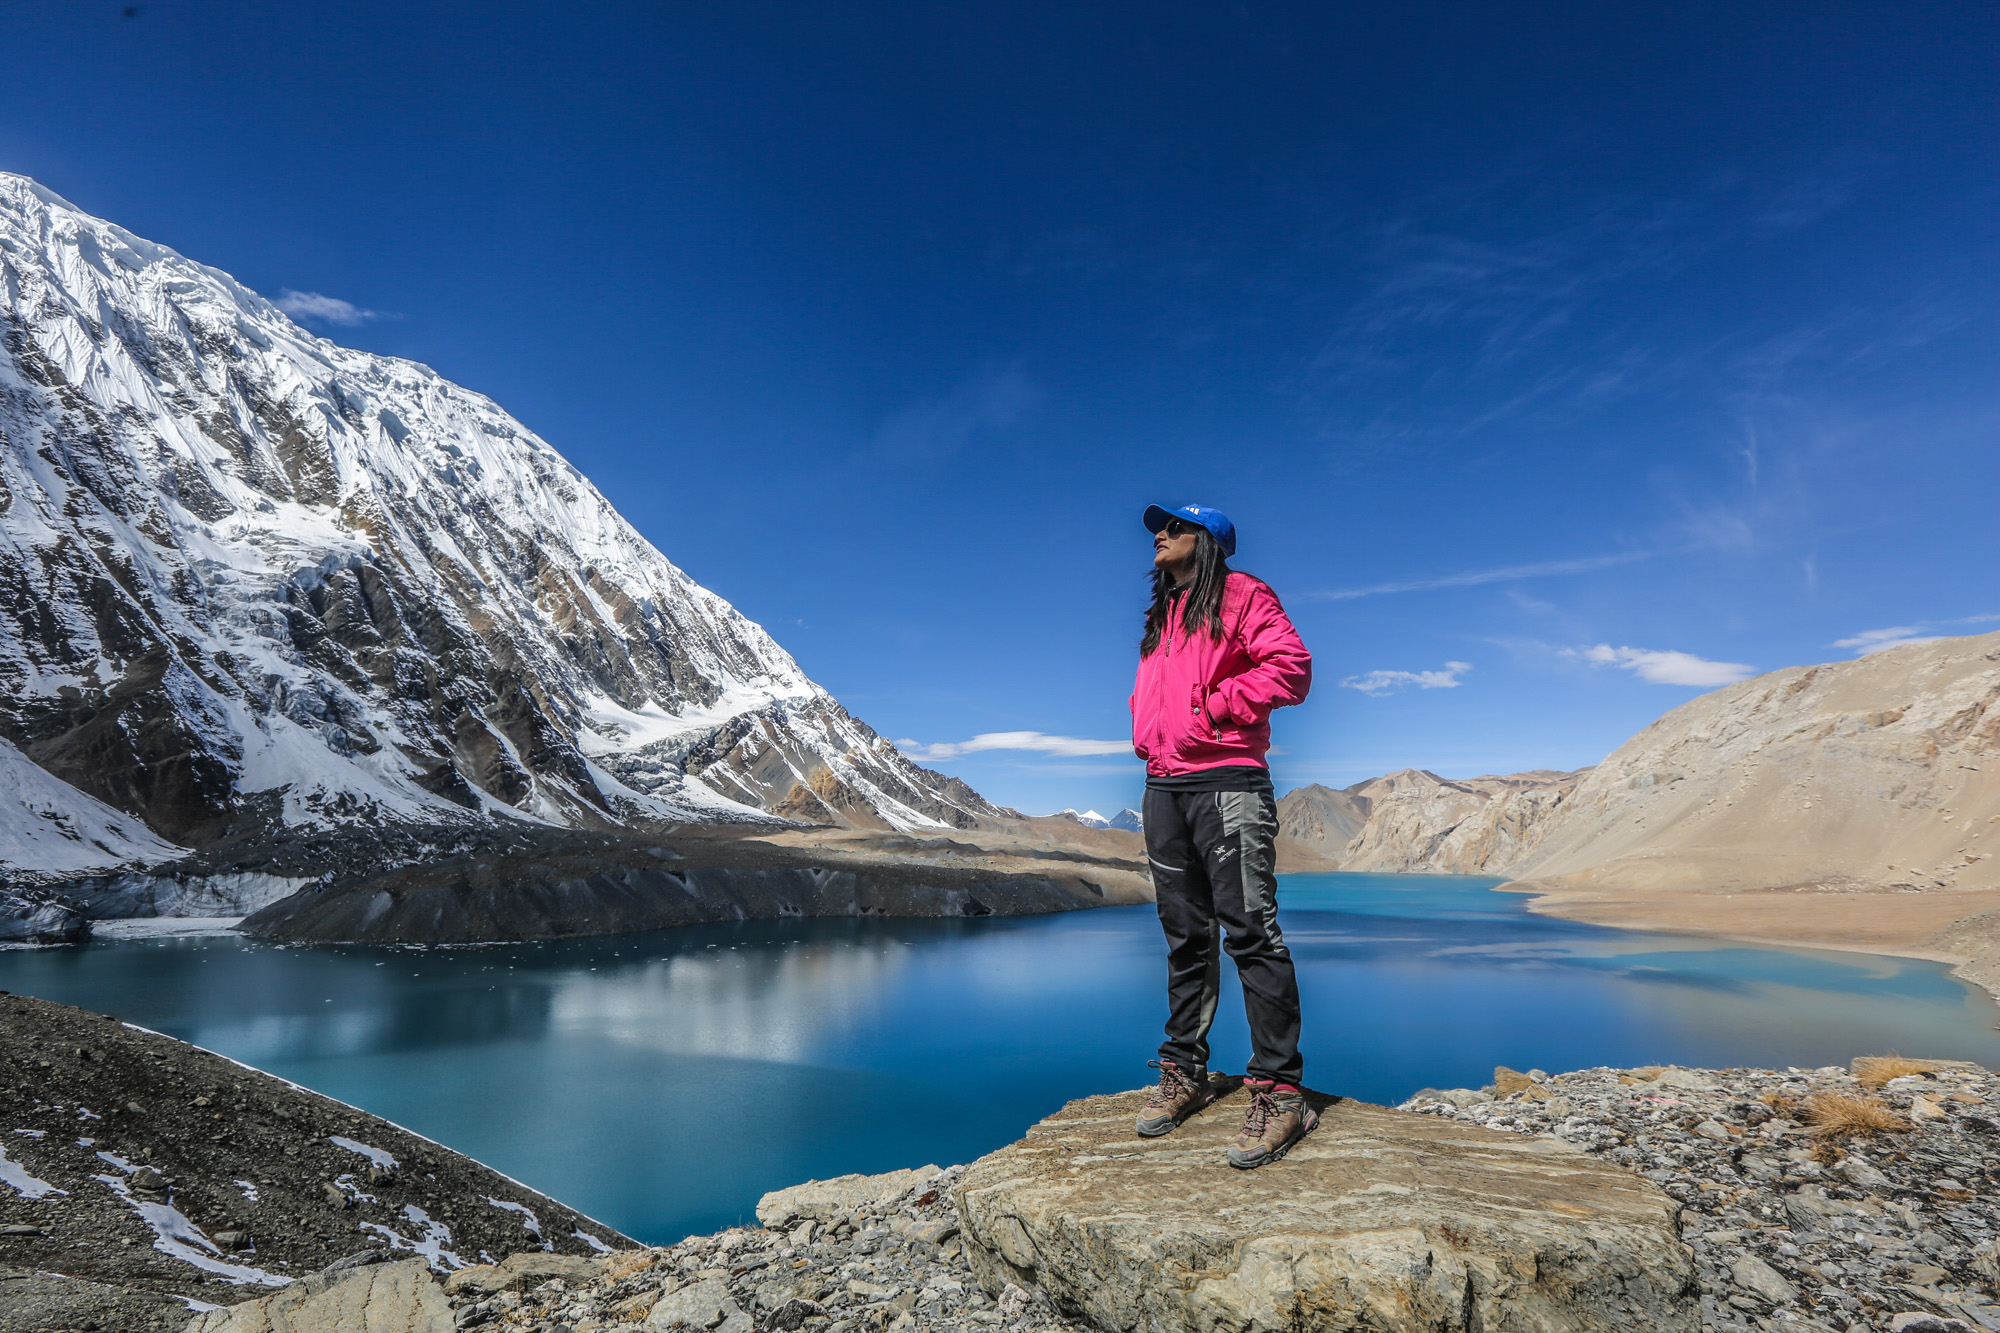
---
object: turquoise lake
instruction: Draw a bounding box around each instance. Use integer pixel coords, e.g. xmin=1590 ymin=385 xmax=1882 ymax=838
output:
xmin=4 ymin=872 xmax=1997 ymax=1245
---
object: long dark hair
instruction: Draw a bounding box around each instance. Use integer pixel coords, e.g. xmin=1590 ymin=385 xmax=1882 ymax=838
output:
xmin=1141 ymin=525 xmax=1231 ymax=657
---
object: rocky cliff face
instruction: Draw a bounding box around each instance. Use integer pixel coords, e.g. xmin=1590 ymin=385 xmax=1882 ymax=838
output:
xmin=1338 ymin=768 xmax=1588 ymax=874
xmin=0 ymin=174 xmax=1002 ymax=886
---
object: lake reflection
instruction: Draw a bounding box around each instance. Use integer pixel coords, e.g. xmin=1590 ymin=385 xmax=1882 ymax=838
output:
xmin=4 ymin=873 xmax=1996 ymax=1244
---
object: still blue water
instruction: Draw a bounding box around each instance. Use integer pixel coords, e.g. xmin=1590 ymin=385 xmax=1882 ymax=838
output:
xmin=4 ymin=873 xmax=1997 ymax=1244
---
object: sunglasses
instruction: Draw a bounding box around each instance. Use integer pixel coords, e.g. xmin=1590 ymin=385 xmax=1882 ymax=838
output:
xmin=1162 ymin=519 xmax=1198 ymax=538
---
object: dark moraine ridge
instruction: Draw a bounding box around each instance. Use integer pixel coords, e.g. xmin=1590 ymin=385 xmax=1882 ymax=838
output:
xmin=0 ymin=993 xmax=632 ymax=1332
xmin=237 ymin=829 xmax=1118 ymax=945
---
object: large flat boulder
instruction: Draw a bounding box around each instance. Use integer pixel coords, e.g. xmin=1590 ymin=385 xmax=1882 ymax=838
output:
xmin=954 ymin=1084 xmax=1698 ymax=1332
xmin=755 ymin=1165 xmax=944 ymax=1228
xmin=186 ymin=1256 xmax=451 ymax=1332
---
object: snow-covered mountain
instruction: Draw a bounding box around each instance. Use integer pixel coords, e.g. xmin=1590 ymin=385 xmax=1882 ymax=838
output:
xmin=1053 ymin=807 xmax=1141 ymax=831
xmin=0 ymin=174 xmax=1005 ymax=877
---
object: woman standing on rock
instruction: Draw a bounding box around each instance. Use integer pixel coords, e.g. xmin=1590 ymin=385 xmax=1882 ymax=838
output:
xmin=1128 ymin=503 xmax=1314 ymax=1168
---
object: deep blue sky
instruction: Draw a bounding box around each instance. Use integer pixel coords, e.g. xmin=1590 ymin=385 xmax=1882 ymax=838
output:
xmin=5 ymin=3 xmax=1995 ymax=815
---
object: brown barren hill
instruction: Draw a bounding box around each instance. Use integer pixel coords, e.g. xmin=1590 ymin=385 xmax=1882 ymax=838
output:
xmin=1339 ymin=768 xmax=1589 ymax=873
xmin=1273 ymin=784 xmax=1371 ymax=870
xmin=1498 ymin=631 xmax=2000 ymax=992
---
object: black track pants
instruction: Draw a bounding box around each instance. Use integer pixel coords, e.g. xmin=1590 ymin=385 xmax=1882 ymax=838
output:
xmin=1142 ymin=786 xmax=1303 ymax=1086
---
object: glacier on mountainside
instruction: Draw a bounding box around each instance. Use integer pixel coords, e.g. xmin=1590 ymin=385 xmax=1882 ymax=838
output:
xmin=0 ymin=172 xmax=1003 ymax=882
xmin=0 ymin=734 xmax=185 ymax=876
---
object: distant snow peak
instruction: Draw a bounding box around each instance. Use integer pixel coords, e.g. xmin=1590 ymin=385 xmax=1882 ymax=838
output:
xmin=0 ymin=171 xmax=1001 ymax=873
xmin=1052 ymin=807 xmax=1140 ymax=831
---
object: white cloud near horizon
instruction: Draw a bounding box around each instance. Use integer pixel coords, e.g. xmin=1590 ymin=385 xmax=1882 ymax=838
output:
xmin=1832 ymin=626 xmax=1941 ymax=655
xmin=895 ymin=730 xmax=1131 ymax=761
xmin=1832 ymin=615 xmax=1999 ymax=656
xmin=1339 ymin=661 xmax=1471 ymax=696
xmin=1313 ymin=550 xmax=1658 ymax=601
xmin=1564 ymin=644 xmax=1754 ymax=687
xmin=276 ymin=289 xmax=385 ymax=326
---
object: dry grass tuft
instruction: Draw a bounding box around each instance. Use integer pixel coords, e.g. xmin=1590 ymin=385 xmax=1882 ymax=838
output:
xmin=1852 ymin=1055 xmax=1948 ymax=1088
xmin=1805 ymin=1091 xmax=1911 ymax=1139
xmin=1760 ymin=1091 xmax=1805 ymax=1120
xmin=602 ymin=1248 xmax=662 ymax=1281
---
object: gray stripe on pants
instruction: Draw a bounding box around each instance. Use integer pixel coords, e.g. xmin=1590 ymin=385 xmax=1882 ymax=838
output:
xmin=1216 ymin=789 xmax=1281 ymax=929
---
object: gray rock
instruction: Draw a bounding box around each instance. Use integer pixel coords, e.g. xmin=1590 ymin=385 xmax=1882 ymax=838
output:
xmin=1728 ymin=1253 xmax=1796 ymax=1303
xmin=1653 ymin=1067 xmax=1722 ymax=1092
xmin=1439 ymin=1088 xmax=1493 ymax=1108
xmin=1971 ymin=1238 xmax=2000 ymax=1291
xmin=442 ymin=1250 xmax=603 ymax=1296
xmin=1887 ymin=1316 xmax=1974 ymax=1333
xmin=757 ymin=1166 xmax=941 ymax=1228
xmin=187 ymin=1256 xmax=451 ymax=1333
xmin=644 ymin=1276 xmax=743 ymax=1330
xmin=1834 ymin=1156 xmax=1894 ymax=1192
xmin=955 ymin=1085 xmax=1697 ymax=1332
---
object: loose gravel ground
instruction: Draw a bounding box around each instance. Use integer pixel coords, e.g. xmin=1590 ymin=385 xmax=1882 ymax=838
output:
xmin=440 ymin=1166 xmax=1084 ymax=1332
xmin=1401 ymin=1060 xmax=2000 ymax=1333
xmin=0 ymin=991 xmax=626 ymax=1332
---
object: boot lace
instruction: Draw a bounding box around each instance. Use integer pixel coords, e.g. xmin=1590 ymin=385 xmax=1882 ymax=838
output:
xmin=1240 ymin=1085 xmax=1278 ymax=1139
xmin=1144 ymin=1059 xmax=1195 ymax=1109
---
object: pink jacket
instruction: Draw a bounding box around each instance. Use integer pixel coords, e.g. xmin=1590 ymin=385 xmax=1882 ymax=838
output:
xmin=1129 ymin=572 xmax=1312 ymax=776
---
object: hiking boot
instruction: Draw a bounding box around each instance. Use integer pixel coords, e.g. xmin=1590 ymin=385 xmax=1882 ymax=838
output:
xmin=1226 ymin=1080 xmax=1317 ymax=1168
xmin=1135 ymin=1059 xmax=1213 ymax=1137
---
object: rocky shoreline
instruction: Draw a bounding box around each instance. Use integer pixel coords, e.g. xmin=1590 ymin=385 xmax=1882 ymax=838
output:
xmin=0 ymin=993 xmax=629 ymax=1332
xmin=4 ymin=820 xmax=1152 ymax=947
xmin=400 ymin=1060 xmax=2000 ymax=1333
xmin=6 ymin=984 xmax=1999 ymax=1332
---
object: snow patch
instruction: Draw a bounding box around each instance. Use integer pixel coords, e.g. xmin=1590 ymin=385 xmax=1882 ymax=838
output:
xmin=0 ymin=736 xmax=184 ymax=873
xmin=485 ymin=1196 xmax=551 ymax=1250
xmin=92 ymin=1173 xmax=291 ymax=1286
xmin=329 ymin=1136 xmax=398 ymax=1170
xmin=0 ymin=1144 xmax=65 ymax=1198
xmin=360 ymin=1203 xmax=467 ymax=1271
xmin=91 ymin=916 xmax=244 ymax=939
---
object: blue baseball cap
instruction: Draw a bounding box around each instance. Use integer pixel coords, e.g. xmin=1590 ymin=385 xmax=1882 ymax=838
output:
xmin=1143 ymin=503 xmax=1236 ymax=558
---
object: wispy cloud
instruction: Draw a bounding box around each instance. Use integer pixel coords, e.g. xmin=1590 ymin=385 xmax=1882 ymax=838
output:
xmin=1833 ymin=614 xmax=2000 ymax=656
xmin=1833 ymin=626 xmax=1941 ymax=655
xmin=895 ymin=731 xmax=1130 ymax=761
xmin=872 ymin=364 xmax=1041 ymax=462
xmin=1313 ymin=550 xmax=1659 ymax=601
xmin=1563 ymin=644 xmax=1754 ymax=687
xmin=1339 ymin=661 xmax=1471 ymax=696
xmin=276 ymin=289 xmax=387 ymax=326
